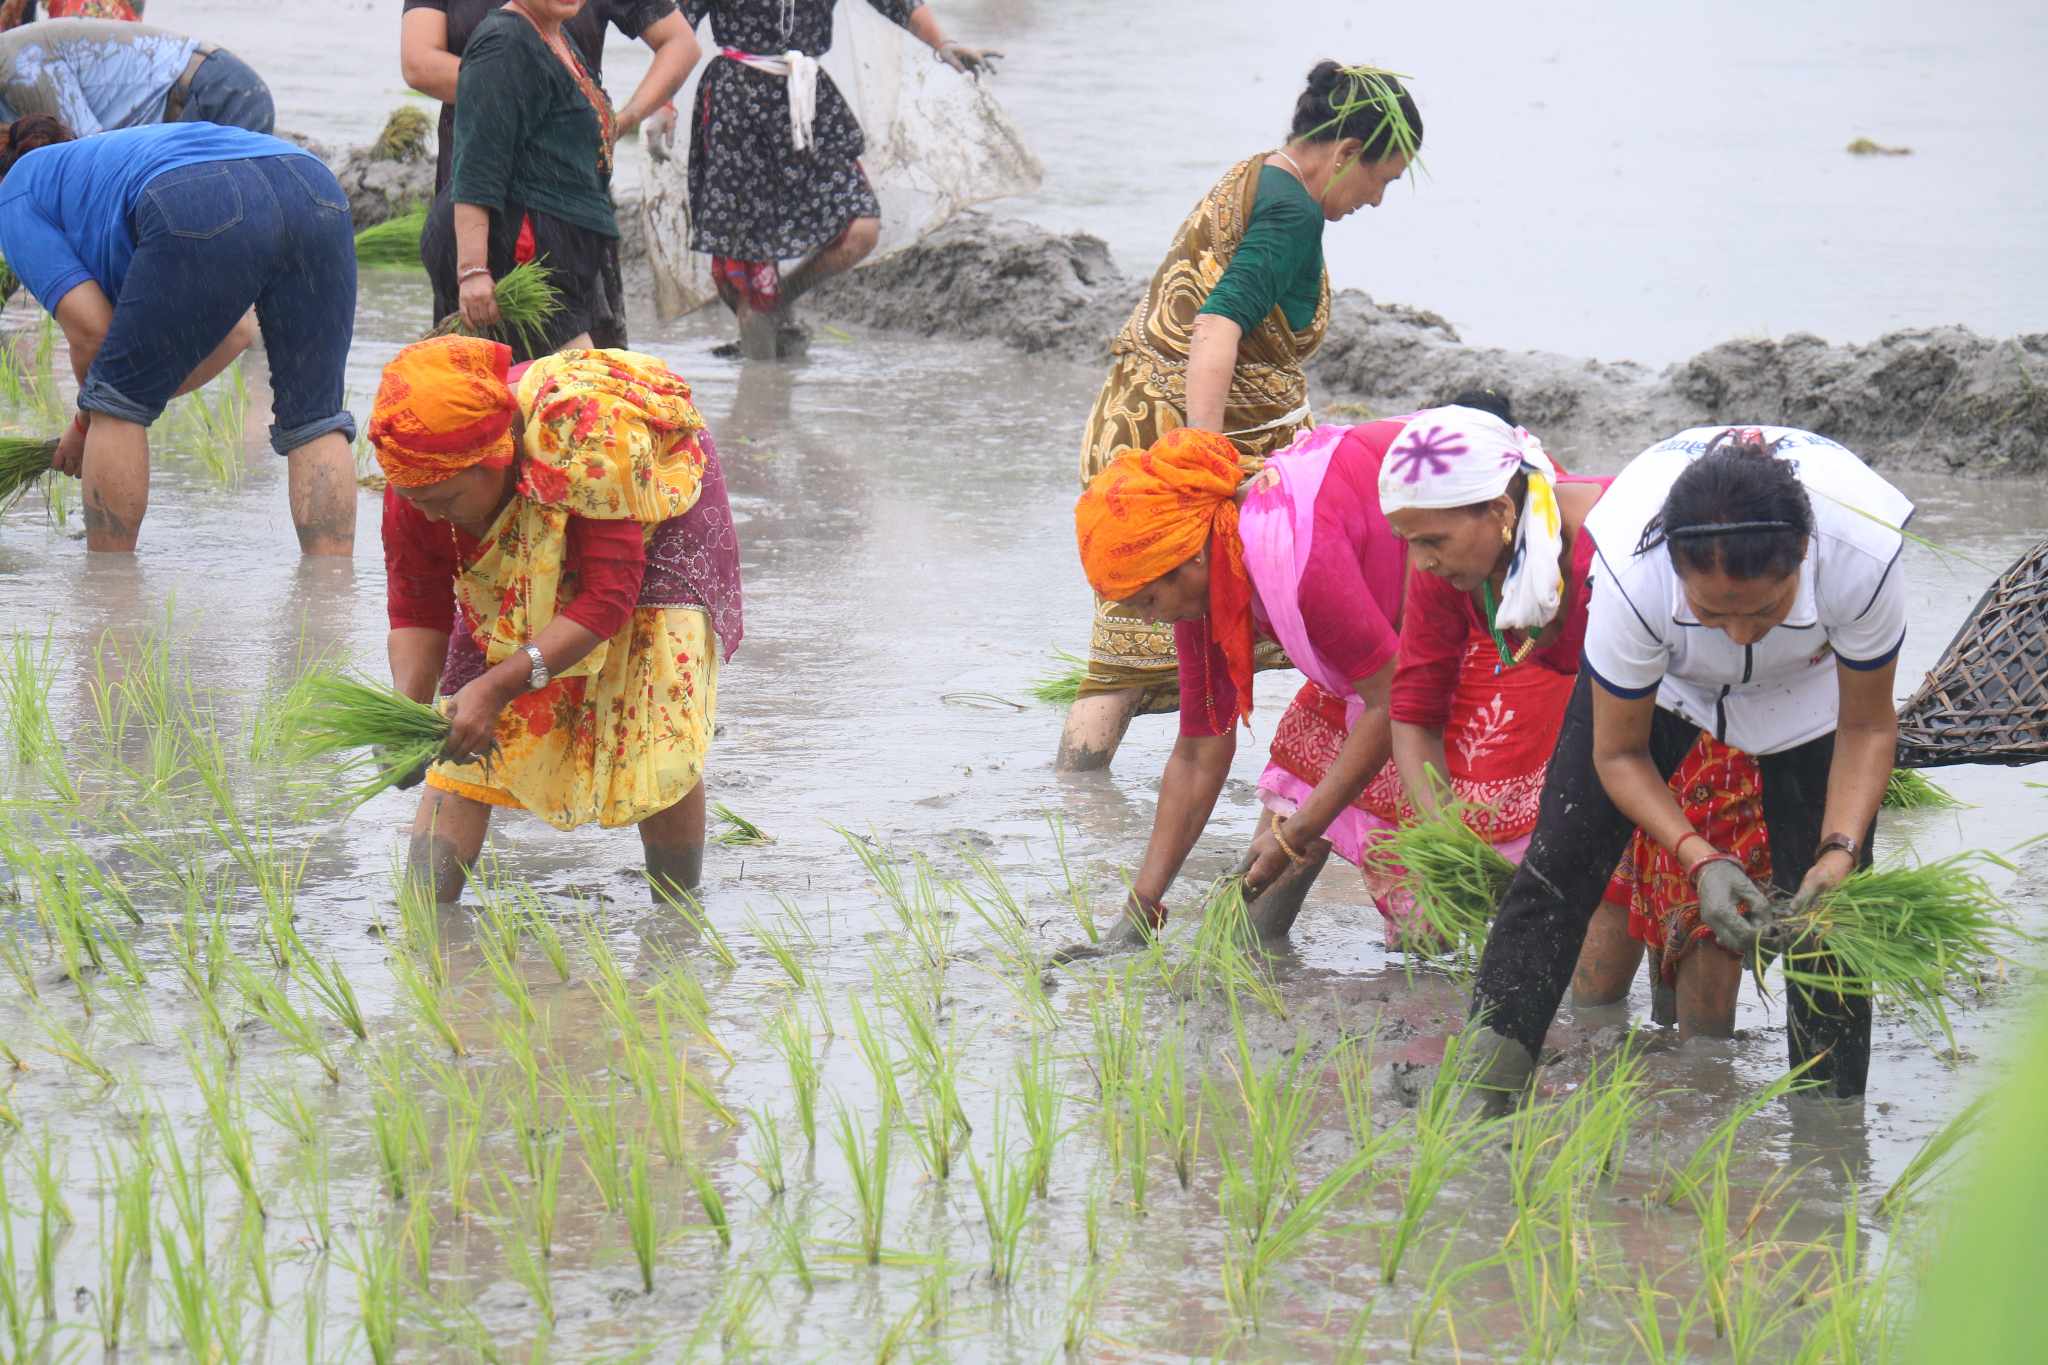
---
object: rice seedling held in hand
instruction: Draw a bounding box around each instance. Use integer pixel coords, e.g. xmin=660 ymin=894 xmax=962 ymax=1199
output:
xmin=427 ymin=258 xmax=563 ymax=356
xmin=1373 ymin=804 xmax=1513 ymax=961
xmin=0 ymin=435 xmax=56 ymax=516
xmin=1771 ymin=852 xmax=2015 ymax=1042
xmin=1883 ymin=768 xmax=1963 ymax=809
xmin=269 ymin=663 xmax=452 ymax=810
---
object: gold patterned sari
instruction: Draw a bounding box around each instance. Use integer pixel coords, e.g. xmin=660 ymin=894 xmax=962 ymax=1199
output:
xmin=1076 ymin=154 xmax=1330 ymax=712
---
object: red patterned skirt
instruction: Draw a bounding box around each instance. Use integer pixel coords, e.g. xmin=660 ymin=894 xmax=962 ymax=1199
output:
xmin=1608 ymin=733 xmax=1772 ymax=985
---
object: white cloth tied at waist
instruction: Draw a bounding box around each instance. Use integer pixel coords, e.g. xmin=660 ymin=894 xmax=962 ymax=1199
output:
xmin=719 ymin=48 xmax=821 ymax=153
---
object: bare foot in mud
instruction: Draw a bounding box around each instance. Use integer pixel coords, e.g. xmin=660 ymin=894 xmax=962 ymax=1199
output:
xmin=1048 ymin=914 xmax=1154 ymax=967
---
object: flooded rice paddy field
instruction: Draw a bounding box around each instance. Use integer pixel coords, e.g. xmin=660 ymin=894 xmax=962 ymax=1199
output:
xmin=1 ymin=261 xmax=2046 ymax=1361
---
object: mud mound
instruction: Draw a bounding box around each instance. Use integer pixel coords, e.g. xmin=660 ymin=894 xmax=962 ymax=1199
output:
xmin=804 ymin=215 xmax=1128 ymax=357
xmin=805 ymin=213 xmax=2047 ymax=474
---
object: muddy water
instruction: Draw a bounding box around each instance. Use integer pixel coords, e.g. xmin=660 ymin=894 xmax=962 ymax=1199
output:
xmin=1 ymin=3 xmax=2046 ymax=1358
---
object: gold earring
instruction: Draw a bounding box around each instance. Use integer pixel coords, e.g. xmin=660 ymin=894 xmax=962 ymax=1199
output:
xmin=1500 ymin=523 xmax=1515 ymax=548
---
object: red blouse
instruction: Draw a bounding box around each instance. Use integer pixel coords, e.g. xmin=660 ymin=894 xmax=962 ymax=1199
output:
xmin=1388 ymin=474 xmax=1611 ymax=729
xmin=381 ymin=485 xmax=647 ymax=641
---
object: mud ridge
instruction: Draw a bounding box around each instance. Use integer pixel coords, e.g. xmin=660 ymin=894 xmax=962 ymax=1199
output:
xmin=806 ymin=213 xmax=2048 ymax=474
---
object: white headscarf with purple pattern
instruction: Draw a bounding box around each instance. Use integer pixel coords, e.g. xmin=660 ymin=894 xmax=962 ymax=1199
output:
xmin=1378 ymin=406 xmax=1567 ymax=632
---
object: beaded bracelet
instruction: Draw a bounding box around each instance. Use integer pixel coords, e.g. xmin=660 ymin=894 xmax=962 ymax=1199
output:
xmin=1272 ymin=822 xmax=1309 ymax=864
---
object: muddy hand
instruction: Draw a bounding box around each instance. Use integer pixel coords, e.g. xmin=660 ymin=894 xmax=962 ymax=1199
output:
xmin=374 ymin=743 xmax=431 ymax=791
xmin=53 ymin=416 xmax=85 ymax=477
xmin=1696 ymin=859 xmax=1775 ymax=955
xmin=937 ymin=43 xmax=1002 ymax=78
xmin=1049 ymin=901 xmax=1157 ymax=966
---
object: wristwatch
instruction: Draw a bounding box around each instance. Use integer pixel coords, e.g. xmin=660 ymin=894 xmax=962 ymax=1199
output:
xmin=1816 ymin=833 xmax=1859 ymax=863
xmin=521 ymin=643 xmax=550 ymax=692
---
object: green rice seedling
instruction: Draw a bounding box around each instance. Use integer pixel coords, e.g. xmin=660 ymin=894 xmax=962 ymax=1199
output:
xmin=562 ymin=1072 xmax=627 ymax=1212
xmin=1086 ymin=967 xmax=1146 ymax=1118
xmin=1185 ymin=879 xmax=1289 ymax=1018
xmin=533 ymin=1128 xmax=566 ymax=1258
xmin=188 ymin=1041 xmax=265 ymax=1219
xmin=513 ymin=885 xmax=574 ymax=981
xmin=968 ymin=1099 xmax=1034 ymax=1289
xmin=393 ymin=861 xmax=450 ymax=984
xmin=1403 ymin=1234 xmax=1493 ymax=1361
xmin=25 ymin=1131 xmax=71 ymax=1227
xmin=94 ymin=1134 xmax=153 ymax=1349
xmin=1029 ymin=648 xmax=1089 ymax=705
xmin=475 ymin=911 xmax=535 ymax=1025
xmin=368 ymin=1049 xmax=430 ymax=1201
xmin=0 ymin=925 xmax=36 ymax=1003
xmin=233 ymin=961 xmax=342 ymax=1082
xmin=713 ymin=801 xmax=773 ymax=846
xmin=1718 ymin=1192 xmax=1817 ymax=1357
xmin=239 ymin=1204 xmax=275 ymax=1314
xmin=649 ymin=949 xmax=731 ymax=1064
xmin=878 ymin=961 xmax=970 ymax=1180
xmin=1375 ymin=804 xmax=1513 ymax=960
xmin=839 ymin=828 xmax=954 ymax=975
xmin=1774 ymin=853 xmax=2014 ymax=1044
xmin=832 ymin=1095 xmax=893 ymax=1266
xmin=287 ymin=945 xmax=367 ymax=1042
xmin=297 ymin=1130 xmax=334 ymax=1254
xmin=36 ymin=1007 xmax=114 ymax=1086
xmin=166 ymin=361 xmax=249 ymax=489
xmin=1627 ymin=1269 xmax=1709 ymax=1365
xmin=683 ymin=1152 xmax=731 ymax=1250
xmin=0 ymin=436 xmax=56 ymax=516
xmin=428 ymin=258 xmax=563 ymax=354
xmin=717 ymin=1270 xmax=771 ymax=1352
xmin=425 ymin=1057 xmax=489 ymax=1218
xmin=1380 ymin=1030 xmax=1488 ymax=1285
xmin=158 ymin=1197 xmax=224 ymax=1360
xmin=625 ymin=1133 xmax=661 ymax=1293
xmin=1062 ymin=1258 xmax=1106 ymax=1359
xmin=955 ymin=850 xmax=1055 ymax=1026
xmin=1047 ymin=813 xmax=1100 ymax=945
xmin=768 ymin=1198 xmax=814 ymax=1292
xmin=1333 ymin=1031 xmax=1381 ymax=1151
xmin=745 ymin=1105 xmax=787 ymax=1199
xmin=642 ymin=877 xmax=738 ymax=969
xmin=0 ymin=1171 xmax=25 ymax=1361
xmin=353 ymin=1221 xmax=404 ymax=1364
xmin=1017 ymin=1030 xmax=1064 ymax=1198
xmin=659 ymin=993 xmax=736 ymax=1126
xmin=354 ymin=204 xmax=428 ymax=267
xmin=1660 ymin=1060 xmax=1818 ymax=1207
xmin=582 ymin=916 xmax=647 ymax=1052
xmin=1883 ymin=767 xmax=1963 ymax=809
xmin=1154 ymin=1025 xmax=1200 ymax=1193
xmin=1223 ymin=1145 xmax=1377 ymax=1332
xmin=1878 ymin=1093 xmax=1988 ymax=1215
xmin=744 ymin=902 xmax=810 ymax=989
xmin=267 ymin=665 xmax=451 ymax=811
xmin=390 ymin=944 xmax=467 ymax=1057
xmin=2 ymin=627 xmax=75 ymax=801
xmin=769 ymin=1007 xmax=820 ymax=1152
xmin=849 ymin=991 xmax=905 ymax=1117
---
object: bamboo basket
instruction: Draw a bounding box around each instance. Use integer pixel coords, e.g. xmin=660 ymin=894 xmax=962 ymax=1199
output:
xmin=1896 ymin=537 xmax=2048 ymax=768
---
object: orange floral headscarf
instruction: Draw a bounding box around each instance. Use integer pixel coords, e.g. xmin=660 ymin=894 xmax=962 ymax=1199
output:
xmin=368 ymin=337 xmax=520 ymax=489
xmin=1075 ymin=428 xmax=1254 ymax=727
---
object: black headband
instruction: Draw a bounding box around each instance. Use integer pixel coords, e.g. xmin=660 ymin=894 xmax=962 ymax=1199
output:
xmin=1665 ymin=520 xmax=1803 ymax=540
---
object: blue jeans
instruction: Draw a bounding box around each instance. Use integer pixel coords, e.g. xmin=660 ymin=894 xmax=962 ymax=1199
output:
xmin=176 ymin=49 xmax=277 ymax=135
xmin=82 ymin=154 xmax=357 ymax=455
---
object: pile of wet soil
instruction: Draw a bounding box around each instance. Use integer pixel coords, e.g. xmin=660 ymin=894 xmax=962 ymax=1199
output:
xmin=806 ymin=213 xmax=2048 ymax=474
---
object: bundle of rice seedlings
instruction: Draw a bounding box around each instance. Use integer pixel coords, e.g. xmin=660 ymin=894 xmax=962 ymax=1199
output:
xmin=269 ymin=666 xmax=450 ymax=810
xmin=353 ymin=206 xmax=427 ymax=268
xmin=1029 ymin=649 xmax=1089 ymax=706
xmin=0 ymin=434 xmax=57 ymax=513
xmin=428 ymin=259 xmax=562 ymax=357
xmin=713 ymin=803 xmax=772 ymax=847
xmin=1373 ymin=804 xmax=1514 ymax=957
xmin=372 ymin=106 xmax=433 ymax=163
xmin=1774 ymin=852 xmax=2014 ymax=1040
xmin=1883 ymin=768 xmax=1964 ymax=809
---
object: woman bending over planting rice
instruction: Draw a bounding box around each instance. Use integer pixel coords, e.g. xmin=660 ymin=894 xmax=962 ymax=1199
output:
xmin=1067 ymin=421 xmax=1412 ymax=953
xmin=370 ymin=337 xmax=744 ymax=903
xmin=0 ymin=115 xmax=358 ymax=553
xmin=1360 ymin=401 xmax=1772 ymax=1037
xmin=1461 ymin=427 xmax=1910 ymax=1110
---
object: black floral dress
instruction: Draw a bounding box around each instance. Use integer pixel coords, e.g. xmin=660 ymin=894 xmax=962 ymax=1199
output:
xmin=683 ymin=0 xmax=917 ymax=260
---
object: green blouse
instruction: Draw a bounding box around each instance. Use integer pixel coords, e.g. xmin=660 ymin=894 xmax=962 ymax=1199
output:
xmin=1195 ymin=164 xmax=1325 ymax=333
xmin=448 ymin=10 xmax=618 ymax=238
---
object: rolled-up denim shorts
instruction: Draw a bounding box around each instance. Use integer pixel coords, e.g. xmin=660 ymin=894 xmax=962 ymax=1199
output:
xmin=81 ymin=153 xmax=357 ymax=455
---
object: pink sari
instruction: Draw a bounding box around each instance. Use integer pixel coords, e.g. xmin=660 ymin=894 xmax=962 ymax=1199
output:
xmin=1236 ymin=424 xmax=1404 ymax=866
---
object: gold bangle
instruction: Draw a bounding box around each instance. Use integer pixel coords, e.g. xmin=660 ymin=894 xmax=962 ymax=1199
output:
xmin=1272 ymin=822 xmax=1308 ymax=864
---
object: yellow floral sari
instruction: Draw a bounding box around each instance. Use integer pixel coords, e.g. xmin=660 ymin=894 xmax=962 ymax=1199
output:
xmin=426 ymin=350 xmax=718 ymax=830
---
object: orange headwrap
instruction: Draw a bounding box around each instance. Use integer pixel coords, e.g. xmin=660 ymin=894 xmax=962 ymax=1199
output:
xmin=1074 ymin=428 xmax=1254 ymax=728
xmin=368 ymin=337 xmax=519 ymax=489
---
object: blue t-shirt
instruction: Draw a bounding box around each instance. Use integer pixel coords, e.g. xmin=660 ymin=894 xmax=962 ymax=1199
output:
xmin=0 ymin=123 xmax=318 ymax=312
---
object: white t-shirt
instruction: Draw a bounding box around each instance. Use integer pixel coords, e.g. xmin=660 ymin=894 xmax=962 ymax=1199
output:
xmin=1581 ymin=427 xmax=1913 ymax=755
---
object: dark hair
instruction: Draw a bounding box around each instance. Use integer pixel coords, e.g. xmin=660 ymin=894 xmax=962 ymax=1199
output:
xmin=0 ymin=115 xmax=74 ymax=180
xmin=1290 ymin=62 xmax=1422 ymax=160
xmin=1438 ymin=387 xmax=1515 ymax=427
xmin=1637 ymin=429 xmax=1814 ymax=579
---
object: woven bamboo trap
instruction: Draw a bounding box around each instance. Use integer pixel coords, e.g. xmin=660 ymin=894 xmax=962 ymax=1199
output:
xmin=1896 ymin=537 xmax=2048 ymax=768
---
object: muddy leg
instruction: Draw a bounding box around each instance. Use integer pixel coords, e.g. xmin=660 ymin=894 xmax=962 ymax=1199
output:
xmin=1056 ymin=688 xmax=1142 ymax=772
xmin=1648 ymin=947 xmax=1678 ymax=1026
xmin=1239 ymin=806 xmax=1330 ymax=941
xmin=639 ymin=780 xmax=707 ymax=903
xmin=406 ymin=787 xmax=492 ymax=906
xmin=1569 ymin=902 xmax=1645 ymax=1007
xmin=1674 ymin=942 xmax=1742 ymax=1041
xmin=779 ymin=216 xmax=880 ymax=306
